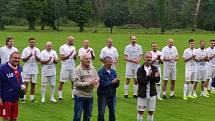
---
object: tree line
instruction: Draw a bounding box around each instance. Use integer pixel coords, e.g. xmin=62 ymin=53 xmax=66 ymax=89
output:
xmin=0 ymin=0 xmax=214 ymax=32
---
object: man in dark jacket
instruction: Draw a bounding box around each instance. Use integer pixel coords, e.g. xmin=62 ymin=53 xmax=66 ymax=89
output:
xmin=136 ymin=52 xmax=160 ymax=121
xmin=0 ymin=51 xmax=25 ymax=121
xmin=97 ymin=56 xmax=120 ymax=121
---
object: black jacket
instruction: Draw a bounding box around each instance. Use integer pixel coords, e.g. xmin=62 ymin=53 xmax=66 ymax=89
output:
xmin=137 ymin=64 xmax=160 ymax=98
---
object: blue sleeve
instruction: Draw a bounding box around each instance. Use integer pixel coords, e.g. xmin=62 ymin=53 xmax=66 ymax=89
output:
xmin=98 ymin=70 xmax=112 ymax=88
xmin=0 ymin=68 xmax=3 ymax=97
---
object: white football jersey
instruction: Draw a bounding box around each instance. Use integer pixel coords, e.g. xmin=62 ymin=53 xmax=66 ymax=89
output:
xmin=207 ymin=47 xmax=215 ymax=67
xmin=196 ymin=48 xmax=207 ymax=70
xmin=151 ymin=50 xmax=161 ymax=67
xmin=60 ymin=44 xmax=76 ymax=70
xmin=161 ymin=46 xmax=179 ymax=65
xmin=40 ymin=50 xmax=58 ymax=76
xmin=183 ymin=48 xmax=197 ymax=71
xmin=78 ymin=47 xmax=95 ymax=58
xmin=100 ymin=46 xmax=118 ymax=61
xmin=124 ymin=44 xmax=143 ymax=67
xmin=0 ymin=46 xmax=18 ymax=64
xmin=21 ymin=47 xmax=40 ymax=74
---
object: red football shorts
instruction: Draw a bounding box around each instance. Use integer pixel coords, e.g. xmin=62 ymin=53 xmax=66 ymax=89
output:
xmin=0 ymin=101 xmax=18 ymax=120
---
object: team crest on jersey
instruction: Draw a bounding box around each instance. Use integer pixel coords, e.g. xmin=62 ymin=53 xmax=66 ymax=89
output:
xmin=7 ymin=73 xmax=14 ymax=78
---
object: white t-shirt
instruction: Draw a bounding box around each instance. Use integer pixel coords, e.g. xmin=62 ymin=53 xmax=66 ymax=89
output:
xmin=78 ymin=47 xmax=95 ymax=58
xmin=183 ymin=48 xmax=197 ymax=71
xmin=151 ymin=50 xmax=161 ymax=68
xmin=124 ymin=44 xmax=143 ymax=67
xmin=0 ymin=46 xmax=18 ymax=64
xmin=100 ymin=46 xmax=118 ymax=61
xmin=207 ymin=47 xmax=215 ymax=68
xmin=21 ymin=47 xmax=40 ymax=74
xmin=40 ymin=50 xmax=58 ymax=76
xmin=144 ymin=65 xmax=151 ymax=97
xmin=196 ymin=48 xmax=207 ymax=70
xmin=60 ymin=44 xmax=76 ymax=70
xmin=161 ymin=46 xmax=179 ymax=65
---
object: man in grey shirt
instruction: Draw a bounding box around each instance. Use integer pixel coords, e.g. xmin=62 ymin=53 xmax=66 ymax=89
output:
xmin=73 ymin=53 xmax=99 ymax=121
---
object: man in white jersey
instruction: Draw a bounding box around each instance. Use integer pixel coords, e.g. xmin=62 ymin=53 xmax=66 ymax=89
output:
xmin=0 ymin=36 xmax=18 ymax=64
xmin=151 ymin=42 xmax=163 ymax=100
xmin=161 ymin=38 xmax=179 ymax=99
xmin=100 ymin=38 xmax=119 ymax=70
xmin=40 ymin=42 xmax=58 ymax=103
xmin=58 ymin=36 xmax=77 ymax=100
xmin=205 ymin=39 xmax=215 ymax=96
xmin=124 ymin=36 xmax=143 ymax=98
xmin=193 ymin=40 xmax=208 ymax=97
xmin=78 ymin=40 xmax=95 ymax=61
xmin=183 ymin=39 xmax=197 ymax=100
xmin=21 ymin=38 xmax=40 ymax=103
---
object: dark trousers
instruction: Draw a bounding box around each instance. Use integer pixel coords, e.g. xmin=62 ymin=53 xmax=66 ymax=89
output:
xmin=97 ymin=95 xmax=116 ymax=121
xmin=73 ymin=95 xmax=93 ymax=121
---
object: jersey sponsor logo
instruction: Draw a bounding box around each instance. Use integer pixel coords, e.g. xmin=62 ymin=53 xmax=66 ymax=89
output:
xmin=7 ymin=73 xmax=14 ymax=78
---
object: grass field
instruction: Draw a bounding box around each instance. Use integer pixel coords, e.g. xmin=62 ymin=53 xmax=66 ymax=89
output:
xmin=0 ymin=30 xmax=215 ymax=121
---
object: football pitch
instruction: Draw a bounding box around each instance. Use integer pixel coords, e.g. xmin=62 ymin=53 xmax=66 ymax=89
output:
xmin=0 ymin=31 xmax=215 ymax=121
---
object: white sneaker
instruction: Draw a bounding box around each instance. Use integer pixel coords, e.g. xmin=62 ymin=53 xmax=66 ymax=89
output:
xmin=192 ymin=93 xmax=198 ymax=98
xmin=50 ymin=98 xmax=57 ymax=102
xmin=41 ymin=98 xmax=45 ymax=103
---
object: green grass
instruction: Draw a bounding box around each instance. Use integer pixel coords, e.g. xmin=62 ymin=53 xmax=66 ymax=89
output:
xmin=0 ymin=30 xmax=215 ymax=121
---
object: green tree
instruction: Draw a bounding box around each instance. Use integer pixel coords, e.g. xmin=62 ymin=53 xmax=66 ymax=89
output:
xmin=103 ymin=0 xmax=129 ymax=33
xmin=0 ymin=0 xmax=8 ymax=30
xmin=69 ymin=0 xmax=91 ymax=32
xmin=157 ymin=0 xmax=166 ymax=33
xmin=21 ymin=0 xmax=41 ymax=30
xmin=40 ymin=0 xmax=57 ymax=30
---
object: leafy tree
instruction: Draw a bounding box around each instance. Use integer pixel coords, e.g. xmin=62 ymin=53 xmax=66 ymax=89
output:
xmin=69 ymin=0 xmax=91 ymax=32
xmin=20 ymin=0 xmax=42 ymax=30
xmin=103 ymin=0 xmax=129 ymax=33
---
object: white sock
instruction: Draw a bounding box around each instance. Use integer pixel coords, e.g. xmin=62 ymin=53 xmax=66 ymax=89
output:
xmin=23 ymin=95 xmax=26 ymax=100
xmin=50 ymin=85 xmax=55 ymax=99
xmin=147 ymin=114 xmax=154 ymax=121
xmin=58 ymin=90 xmax=62 ymax=98
xmin=184 ymin=84 xmax=189 ymax=97
xmin=124 ymin=84 xmax=129 ymax=95
xmin=188 ymin=84 xmax=194 ymax=96
xmin=200 ymin=91 xmax=204 ymax=96
xmin=137 ymin=113 xmax=143 ymax=121
xmin=41 ymin=86 xmax=46 ymax=99
xmin=170 ymin=91 xmax=174 ymax=96
xmin=156 ymin=85 xmax=161 ymax=98
xmin=208 ymin=79 xmax=212 ymax=91
xmin=211 ymin=87 xmax=215 ymax=92
xmin=134 ymin=84 xmax=138 ymax=96
xmin=204 ymin=87 xmax=208 ymax=94
xmin=162 ymin=91 xmax=166 ymax=96
xmin=30 ymin=95 xmax=35 ymax=101
xmin=193 ymin=90 xmax=197 ymax=96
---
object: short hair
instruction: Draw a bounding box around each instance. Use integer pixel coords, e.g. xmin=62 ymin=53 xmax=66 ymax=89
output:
xmin=210 ymin=39 xmax=215 ymax=42
xmin=144 ymin=52 xmax=152 ymax=58
xmin=9 ymin=51 xmax=20 ymax=59
xmin=199 ymin=40 xmax=205 ymax=44
xmin=106 ymin=38 xmax=112 ymax=42
xmin=103 ymin=56 xmax=112 ymax=62
xmin=189 ymin=39 xmax=195 ymax=43
xmin=28 ymin=37 xmax=36 ymax=42
xmin=130 ymin=35 xmax=136 ymax=40
xmin=80 ymin=53 xmax=91 ymax=61
xmin=5 ymin=36 xmax=14 ymax=45
xmin=151 ymin=42 xmax=157 ymax=46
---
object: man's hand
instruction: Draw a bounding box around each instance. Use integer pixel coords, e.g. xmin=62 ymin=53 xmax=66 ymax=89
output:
xmin=112 ymin=77 xmax=120 ymax=84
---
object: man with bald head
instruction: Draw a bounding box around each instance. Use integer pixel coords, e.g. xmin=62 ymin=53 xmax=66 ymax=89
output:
xmin=58 ymin=36 xmax=77 ymax=100
xmin=40 ymin=42 xmax=58 ymax=102
xmin=124 ymin=35 xmax=143 ymax=98
xmin=100 ymin=38 xmax=119 ymax=70
xmin=136 ymin=52 xmax=160 ymax=121
xmin=78 ymin=40 xmax=95 ymax=61
xmin=161 ymin=39 xmax=179 ymax=99
xmin=73 ymin=53 xmax=99 ymax=121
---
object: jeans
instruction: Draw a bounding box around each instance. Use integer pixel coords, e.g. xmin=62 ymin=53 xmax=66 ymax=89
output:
xmin=73 ymin=95 xmax=93 ymax=121
xmin=97 ymin=95 xmax=116 ymax=121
